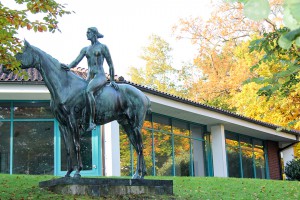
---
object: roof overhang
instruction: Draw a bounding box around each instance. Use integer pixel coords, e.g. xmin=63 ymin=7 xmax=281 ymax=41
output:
xmin=146 ymin=92 xmax=299 ymax=143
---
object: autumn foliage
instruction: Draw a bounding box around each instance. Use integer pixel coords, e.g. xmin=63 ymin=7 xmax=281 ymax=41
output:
xmin=0 ymin=1 xmax=71 ymax=71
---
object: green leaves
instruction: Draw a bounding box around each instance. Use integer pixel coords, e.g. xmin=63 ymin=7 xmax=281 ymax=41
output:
xmin=246 ymin=28 xmax=300 ymax=98
xmin=244 ymin=0 xmax=270 ymax=21
xmin=227 ymin=0 xmax=300 ymax=49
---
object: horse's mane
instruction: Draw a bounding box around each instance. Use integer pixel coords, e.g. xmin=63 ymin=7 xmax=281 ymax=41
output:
xmin=29 ymin=44 xmax=87 ymax=82
xmin=31 ymin=45 xmax=61 ymax=68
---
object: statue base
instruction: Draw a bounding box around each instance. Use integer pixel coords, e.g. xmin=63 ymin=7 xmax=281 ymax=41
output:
xmin=39 ymin=177 xmax=173 ymax=197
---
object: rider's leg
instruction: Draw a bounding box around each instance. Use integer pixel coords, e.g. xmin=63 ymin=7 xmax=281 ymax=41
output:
xmin=85 ymin=74 xmax=107 ymax=132
xmin=86 ymin=90 xmax=96 ymax=132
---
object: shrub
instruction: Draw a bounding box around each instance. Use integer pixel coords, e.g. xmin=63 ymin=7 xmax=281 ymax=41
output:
xmin=285 ymin=158 xmax=300 ymax=181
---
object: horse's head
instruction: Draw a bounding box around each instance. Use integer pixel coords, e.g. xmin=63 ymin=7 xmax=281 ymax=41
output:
xmin=16 ymin=40 xmax=38 ymax=69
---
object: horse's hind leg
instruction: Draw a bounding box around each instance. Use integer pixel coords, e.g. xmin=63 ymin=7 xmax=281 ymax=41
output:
xmin=59 ymin=125 xmax=74 ymax=177
xmin=121 ymin=124 xmax=144 ymax=179
xmin=135 ymin=128 xmax=147 ymax=178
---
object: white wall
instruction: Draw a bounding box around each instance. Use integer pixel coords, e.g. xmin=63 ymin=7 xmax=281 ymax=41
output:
xmin=211 ymin=124 xmax=228 ymax=177
xmin=282 ymin=147 xmax=295 ymax=168
xmin=103 ymin=121 xmax=121 ymax=176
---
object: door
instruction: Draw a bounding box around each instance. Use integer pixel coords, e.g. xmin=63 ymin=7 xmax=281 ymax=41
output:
xmin=54 ymin=121 xmax=102 ymax=176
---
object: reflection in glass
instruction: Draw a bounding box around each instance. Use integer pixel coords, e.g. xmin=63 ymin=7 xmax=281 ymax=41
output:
xmin=154 ymin=131 xmax=172 ymax=176
xmin=153 ymin=115 xmax=171 ymax=132
xmin=172 ymin=120 xmax=189 ymax=136
xmin=142 ymin=129 xmax=153 ymax=176
xmin=143 ymin=114 xmax=152 ymax=129
xmin=0 ymin=102 xmax=10 ymax=119
xmin=241 ymin=149 xmax=254 ymax=178
xmin=14 ymin=102 xmax=53 ymax=119
xmin=61 ymin=130 xmax=92 ymax=171
xmin=226 ymin=146 xmax=241 ymax=177
xmin=0 ymin=122 xmax=10 ymax=174
xmin=13 ymin=122 xmax=54 ymax=174
xmin=240 ymin=137 xmax=254 ymax=178
xmin=192 ymin=139 xmax=206 ymax=176
xmin=226 ymin=133 xmax=266 ymax=179
xmin=119 ymin=126 xmax=131 ymax=176
xmin=174 ymin=136 xmax=190 ymax=176
xmin=191 ymin=125 xmax=205 ymax=176
xmin=120 ymin=113 xmax=208 ymax=177
xmin=254 ymin=140 xmax=265 ymax=179
xmin=255 ymin=152 xmax=266 ymax=179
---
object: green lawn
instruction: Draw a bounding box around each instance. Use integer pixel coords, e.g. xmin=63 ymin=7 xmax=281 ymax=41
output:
xmin=0 ymin=174 xmax=299 ymax=199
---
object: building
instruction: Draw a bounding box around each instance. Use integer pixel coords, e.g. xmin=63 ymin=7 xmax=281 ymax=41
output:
xmin=0 ymin=65 xmax=299 ymax=179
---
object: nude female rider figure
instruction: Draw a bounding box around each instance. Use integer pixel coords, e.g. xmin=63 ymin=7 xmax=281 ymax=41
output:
xmin=61 ymin=27 xmax=119 ymax=131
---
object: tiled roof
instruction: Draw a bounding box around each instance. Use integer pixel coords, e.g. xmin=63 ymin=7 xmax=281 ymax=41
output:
xmin=1 ymin=65 xmax=300 ymax=136
xmin=0 ymin=65 xmax=124 ymax=83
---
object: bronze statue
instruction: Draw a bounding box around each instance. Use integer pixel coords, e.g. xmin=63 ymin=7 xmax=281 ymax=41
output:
xmin=61 ymin=27 xmax=118 ymax=132
xmin=14 ymin=40 xmax=151 ymax=179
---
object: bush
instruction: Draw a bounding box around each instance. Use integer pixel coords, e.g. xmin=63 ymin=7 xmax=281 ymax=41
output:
xmin=285 ymin=158 xmax=300 ymax=181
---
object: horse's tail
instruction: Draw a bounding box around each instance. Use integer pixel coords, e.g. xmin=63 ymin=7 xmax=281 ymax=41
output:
xmin=146 ymin=96 xmax=152 ymax=114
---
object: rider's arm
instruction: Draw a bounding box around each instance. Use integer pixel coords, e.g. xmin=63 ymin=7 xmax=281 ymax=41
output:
xmin=103 ymin=45 xmax=115 ymax=82
xmin=103 ymin=45 xmax=119 ymax=90
xmin=68 ymin=47 xmax=87 ymax=68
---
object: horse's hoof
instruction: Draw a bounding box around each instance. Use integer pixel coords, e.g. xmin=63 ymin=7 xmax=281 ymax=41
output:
xmin=131 ymin=174 xmax=141 ymax=179
xmin=86 ymin=123 xmax=96 ymax=132
xmin=65 ymin=174 xmax=71 ymax=178
xmin=73 ymin=174 xmax=81 ymax=178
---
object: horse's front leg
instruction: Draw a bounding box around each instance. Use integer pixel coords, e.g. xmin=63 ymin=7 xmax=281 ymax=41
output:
xmin=59 ymin=125 xmax=74 ymax=177
xmin=68 ymin=116 xmax=83 ymax=178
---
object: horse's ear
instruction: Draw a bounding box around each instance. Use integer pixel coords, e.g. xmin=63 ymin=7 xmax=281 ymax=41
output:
xmin=24 ymin=40 xmax=31 ymax=48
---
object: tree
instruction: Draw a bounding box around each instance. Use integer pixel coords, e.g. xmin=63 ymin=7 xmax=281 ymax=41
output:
xmin=172 ymin=1 xmax=282 ymax=109
xmin=128 ymin=34 xmax=184 ymax=96
xmin=0 ymin=0 xmax=71 ymax=72
xmin=227 ymin=0 xmax=300 ymax=49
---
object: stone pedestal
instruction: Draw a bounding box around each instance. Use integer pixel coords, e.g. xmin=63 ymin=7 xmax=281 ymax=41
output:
xmin=39 ymin=178 xmax=173 ymax=197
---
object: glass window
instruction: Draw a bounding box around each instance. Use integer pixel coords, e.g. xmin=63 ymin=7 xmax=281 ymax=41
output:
xmin=13 ymin=121 xmax=54 ymax=175
xmin=226 ymin=145 xmax=241 ymax=177
xmin=241 ymin=148 xmax=254 ymax=178
xmin=226 ymin=133 xmax=266 ymax=179
xmin=172 ymin=120 xmax=189 ymax=136
xmin=174 ymin=135 xmax=190 ymax=176
xmin=80 ymin=131 xmax=93 ymax=170
xmin=14 ymin=102 xmax=53 ymax=119
xmin=123 ymin=113 xmax=209 ymax=178
xmin=119 ymin=127 xmax=131 ymax=176
xmin=190 ymin=125 xmax=204 ymax=139
xmin=190 ymin=125 xmax=205 ymax=176
xmin=253 ymin=140 xmax=266 ymax=179
xmin=154 ymin=131 xmax=172 ymax=176
xmin=192 ymin=139 xmax=206 ymax=176
xmin=0 ymin=102 xmax=10 ymax=120
xmin=61 ymin=130 xmax=93 ymax=171
xmin=143 ymin=114 xmax=152 ymax=129
xmin=240 ymin=137 xmax=254 ymax=178
xmin=0 ymin=122 xmax=10 ymax=174
xmin=226 ymin=132 xmax=240 ymax=177
xmin=153 ymin=115 xmax=171 ymax=132
xmin=142 ymin=129 xmax=153 ymax=176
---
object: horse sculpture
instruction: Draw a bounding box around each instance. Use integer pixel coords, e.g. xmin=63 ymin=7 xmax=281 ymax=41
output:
xmin=14 ymin=41 xmax=151 ymax=179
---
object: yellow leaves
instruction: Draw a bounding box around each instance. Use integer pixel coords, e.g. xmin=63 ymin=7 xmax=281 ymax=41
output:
xmin=293 ymin=142 xmax=300 ymax=158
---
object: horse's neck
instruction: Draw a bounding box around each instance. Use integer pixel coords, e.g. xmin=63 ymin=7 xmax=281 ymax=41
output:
xmin=38 ymin=56 xmax=85 ymax=104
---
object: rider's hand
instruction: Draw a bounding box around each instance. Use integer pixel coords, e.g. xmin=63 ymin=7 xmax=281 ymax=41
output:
xmin=110 ymin=81 xmax=119 ymax=90
xmin=2 ymin=66 xmax=12 ymax=74
xmin=61 ymin=63 xmax=70 ymax=71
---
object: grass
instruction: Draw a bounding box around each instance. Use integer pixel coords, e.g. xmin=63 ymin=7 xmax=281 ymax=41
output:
xmin=0 ymin=174 xmax=300 ymax=199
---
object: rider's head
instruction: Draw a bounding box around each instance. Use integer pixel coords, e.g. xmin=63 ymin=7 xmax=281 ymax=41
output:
xmin=87 ymin=27 xmax=104 ymax=39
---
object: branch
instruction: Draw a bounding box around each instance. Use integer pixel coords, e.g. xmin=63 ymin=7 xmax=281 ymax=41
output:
xmin=264 ymin=19 xmax=277 ymax=31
